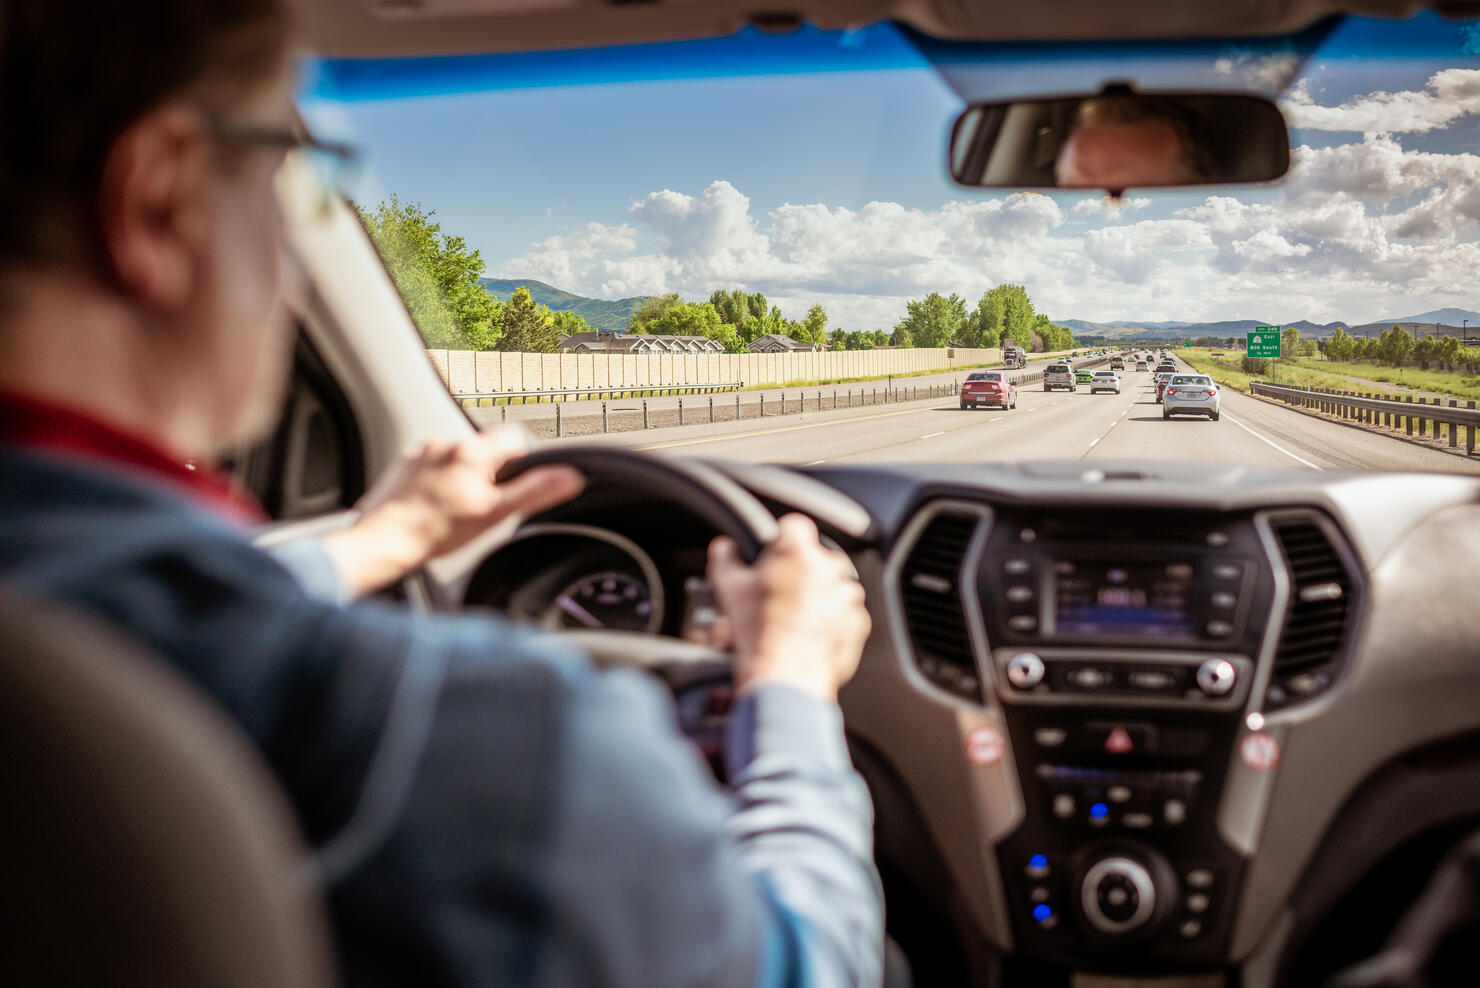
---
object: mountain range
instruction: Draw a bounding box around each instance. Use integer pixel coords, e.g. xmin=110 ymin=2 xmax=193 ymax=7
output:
xmin=480 ymin=278 xmax=1480 ymax=341
xmin=1058 ymin=308 xmax=1480 ymax=340
xmin=480 ymin=278 xmax=654 ymax=333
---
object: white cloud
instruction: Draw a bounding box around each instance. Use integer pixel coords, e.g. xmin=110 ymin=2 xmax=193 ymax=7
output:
xmin=1072 ymin=196 xmax=1152 ymax=220
xmin=1213 ymin=50 xmax=1302 ymax=90
xmin=1281 ymin=69 xmax=1480 ymax=134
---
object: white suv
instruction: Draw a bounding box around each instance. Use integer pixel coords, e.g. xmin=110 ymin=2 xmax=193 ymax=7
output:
xmin=1043 ymin=363 xmax=1075 ymax=391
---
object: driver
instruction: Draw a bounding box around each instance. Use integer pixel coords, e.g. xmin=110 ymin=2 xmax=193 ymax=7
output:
xmin=1054 ymin=94 xmax=1217 ymax=192
xmin=0 ymin=2 xmax=883 ymax=986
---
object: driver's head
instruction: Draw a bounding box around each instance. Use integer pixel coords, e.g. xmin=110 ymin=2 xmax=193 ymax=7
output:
xmin=0 ymin=0 xmax=296 ymax=454
xmin=1054 ymin=96 xmax=1216 ymax=193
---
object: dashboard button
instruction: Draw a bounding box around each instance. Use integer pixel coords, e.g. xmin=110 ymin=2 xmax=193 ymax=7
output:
xmin=1107 ymin=785 xmax=1133 ymax=804
xmin=1068 ymin=667 xmax=1112 ymax=691
xmin=1030 ymin=886 xmax=1051 ymax=904
xmin=1052 ymin=793 xmax=1077 ymax=819
xmin=1123 ymin=812 xmax=1153 ymax=829
xmin=1206 ymin=620 xmax=1235 ymax=637
xmin=1212 ymin=562 xmax=1244 ymax=581
xmin=1007 ymin=653 xmax=1046 ymax=690
xmin=1005 ymin=585 xmax=1035 ymax=603
xmin=1086 ymin=722 xmax=1156 ymax=755
xmin=1127 ymin=669 xmax=1178 ymax=692
xmin=1008 ymin=615 xmax=1039 ymax=632
xmin=1211 ymin=591 xmax=1238 ymax=609
xmin=1196 ymin=658 xmax=1237 ymax=696
xmin=1186 ymin=868 xmax=1215 ymax=890
xmin=1033 ymin=727 xmax=1068 ymax=748
xmin=1026 ymin=854 xmax=1051 ymax=879
xmin=1187 ymin=893 xmax=1210 ymax=914
xmin=1164 ymin=798 xmax=1188 ymax=826
xmin=1179 ymin=919 xmax=1203 ymax=939
xmin=1005 ymin=558 xmax=1032 ymax=575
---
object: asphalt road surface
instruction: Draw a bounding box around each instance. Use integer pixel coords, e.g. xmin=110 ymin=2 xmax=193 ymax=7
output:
xmin=544 ymin=356 xmax=1480 ymax=475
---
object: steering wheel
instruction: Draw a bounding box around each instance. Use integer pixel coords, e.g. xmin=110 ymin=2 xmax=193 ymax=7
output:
xmin=497 ymin=446 xmax=780 ymax=692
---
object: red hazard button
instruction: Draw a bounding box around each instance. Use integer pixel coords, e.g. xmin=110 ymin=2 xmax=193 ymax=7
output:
xmin=964 ymin=726 xmax=1006 ymax=765
xmin=1240 ymin=732 xmax=1281 ymax=771
xmin=1085 ymin=722 xmax=1157 ymax=755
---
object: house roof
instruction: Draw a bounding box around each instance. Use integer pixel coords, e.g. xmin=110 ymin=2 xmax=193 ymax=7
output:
xmin=748 ymin=333 xmax=814 ymax=352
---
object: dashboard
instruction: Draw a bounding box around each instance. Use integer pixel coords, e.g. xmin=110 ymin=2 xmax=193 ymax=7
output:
xmin=439 ymin=457 xmax=1480 ymax=986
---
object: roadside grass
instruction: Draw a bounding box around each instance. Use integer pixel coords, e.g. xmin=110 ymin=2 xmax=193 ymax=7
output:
xmin=1282 ymin=357 xmax=1480 ymax=402
xmin=1179 ymin=351 xmax=1400 ymax=396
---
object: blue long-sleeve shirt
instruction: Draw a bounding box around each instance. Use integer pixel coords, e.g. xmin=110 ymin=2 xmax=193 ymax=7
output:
xmin=0 ymin=448 xmax=883 ymax=987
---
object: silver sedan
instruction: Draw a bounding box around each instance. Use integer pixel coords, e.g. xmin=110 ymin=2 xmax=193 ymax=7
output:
xmin=1162 ymin=374 xmax=1221 ymax=420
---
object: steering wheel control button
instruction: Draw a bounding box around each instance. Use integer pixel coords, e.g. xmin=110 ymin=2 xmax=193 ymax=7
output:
xmin=1240 ymin=731 xmax=1282 ymax=771
xmin=1007 ymin=653 xmax=1046 ymax=690
xmin=1205 ymin=620 xmax=1235 ymax=637
xmin=1008 ymin=615 xmax=1039 ymax=632
xmin=1212 ymin=562 xmax=1244 ymax=581
xmin=1123 ymin=812 xmax=1153 ymax=829
xmin=1211 ymin=591 xmax=1238 ymax=609
xmin=1030 ymin=886 xmax=1051 ymax=905
xmin=1088 ymin=802 xmax=1111 ymax=827
xmin=1081 ymin=858 xmax=1156 ymax=935
xmin=1186 ymin=893 xmax=1210 ymax=914
xmin=1026 ymin=854 xmax=1051 ymax=879
xmin=964 ymin=726 xmax=1006 ymax=766
xmin=1052 ymin=793 xmax=1077 ymax=819
xmin=1186 ymin=868 xmax=1215 ymax=890
xmin=1196 ymin=658 xmax=1237 ymax=696
xmin=1107 ymin=785 xmax=1133 ymax=804
xmin=1005 ymin=585 xmax=1035 ymax=603
xmin=1004 ymin=558 xmax=1032 ymax=575
xmin=1179 ymin=920 xmax=1203 ymax=939
xmin=1033 ymin=727 xmax=1068 ymax=748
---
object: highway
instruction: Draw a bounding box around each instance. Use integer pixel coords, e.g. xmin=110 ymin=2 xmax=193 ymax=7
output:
xmin=547 ymin=358 xmax=1480 ymax=475
xmin=465 ymin=353 xmax=1076 ymax=434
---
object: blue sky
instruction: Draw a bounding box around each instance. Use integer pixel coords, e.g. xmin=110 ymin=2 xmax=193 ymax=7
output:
xmin=301 ymin=14 xmax=1480 ymax=330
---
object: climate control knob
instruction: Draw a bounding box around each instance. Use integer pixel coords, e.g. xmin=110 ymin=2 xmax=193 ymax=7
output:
xmin=1080 ymin=857 xmax=1156 ymax=934
xmin=1196 ymin=658 xmax=1237 ymax=697
xmin=1006 ymin=652 xmax=1046 ymax=690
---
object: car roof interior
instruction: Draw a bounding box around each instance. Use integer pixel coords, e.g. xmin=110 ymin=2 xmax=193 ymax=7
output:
xmin=296 ymin=0 xmax=1459 ymax=57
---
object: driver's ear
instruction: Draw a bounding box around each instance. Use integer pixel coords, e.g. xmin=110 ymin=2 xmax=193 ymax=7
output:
xmin=96 ymin=104 xmax=213 ymax=309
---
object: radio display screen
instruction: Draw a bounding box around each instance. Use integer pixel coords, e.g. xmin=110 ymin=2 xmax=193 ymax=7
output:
xmin=1052 ymin=560 xmax=1195 ymax=637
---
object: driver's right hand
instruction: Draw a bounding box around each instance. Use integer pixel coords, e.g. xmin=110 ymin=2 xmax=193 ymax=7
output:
xmin=707 ymin=514 xmax=870 ymax=703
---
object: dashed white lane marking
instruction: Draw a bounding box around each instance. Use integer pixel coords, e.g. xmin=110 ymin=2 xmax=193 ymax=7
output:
xmin=1223 ymin=412 xmax=1324 ymax=470
xmin=989 ymin=416 xmax=1004 ymax=422
xmin=1088 ymin=438 xmax=1101 ymax=448
xmin=920 ymin=431 xmax=945 ymax=439
xmin=804 ymin=459 xmax=827 ymax=465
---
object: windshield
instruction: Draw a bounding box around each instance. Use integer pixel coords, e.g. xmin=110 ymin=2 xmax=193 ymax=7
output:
xmin=302 ymin=14 xmax=1480 ymax=475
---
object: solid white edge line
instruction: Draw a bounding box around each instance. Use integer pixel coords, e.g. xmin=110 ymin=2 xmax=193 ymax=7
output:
xmin=1222 ymin=412 xmax=1324 ymax=471
xmin=920 ymin=431 xmax=946 ymax=439
xmin=1088 ymin=438 xmax=1100 ymax=448
xmin=804 ymin=459 xmax=827 ymax=465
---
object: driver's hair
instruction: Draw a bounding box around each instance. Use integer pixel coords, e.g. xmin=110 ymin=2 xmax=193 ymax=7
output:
xmin=0 ymin=0 xmax=289 ymax=275
xmin=1073 ymin=95 xmax=1217 ymax=183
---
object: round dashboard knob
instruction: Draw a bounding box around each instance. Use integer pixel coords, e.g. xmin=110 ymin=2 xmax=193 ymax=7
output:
xmin=1006 ymin=652 xmax=1045 ymax=690
xmin=1196 ymin=658 xmax=1237 ymax=697
xmin=1081 ymin=857 xmax=1156 ymax=934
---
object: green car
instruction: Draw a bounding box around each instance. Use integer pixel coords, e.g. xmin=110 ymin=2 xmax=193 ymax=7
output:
xmin=1074 ymin=369 xmax=1094 ymax=385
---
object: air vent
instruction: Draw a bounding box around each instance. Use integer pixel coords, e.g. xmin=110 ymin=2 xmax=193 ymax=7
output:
xmin=899 ymin=509 xmax=982 ymax=702
xmin=1267 ymin=515 xmax=1356 ymax=706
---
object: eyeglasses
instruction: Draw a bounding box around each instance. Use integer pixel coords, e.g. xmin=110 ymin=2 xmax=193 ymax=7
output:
xmin=206 ymin=111 xmax=361 ymax=220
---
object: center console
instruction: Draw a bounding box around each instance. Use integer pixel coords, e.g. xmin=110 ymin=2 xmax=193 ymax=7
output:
xmin=975 ymin=508 xmax=1280 ymax=971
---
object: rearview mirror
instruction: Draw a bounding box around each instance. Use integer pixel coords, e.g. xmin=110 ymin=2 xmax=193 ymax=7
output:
xmin=949 ymin=87 xmax=1289 ymax=195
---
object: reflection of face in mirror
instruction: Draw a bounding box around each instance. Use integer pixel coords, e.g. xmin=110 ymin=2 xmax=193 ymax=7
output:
xmin=1054 ymin=97 xmax=1217 ymax=192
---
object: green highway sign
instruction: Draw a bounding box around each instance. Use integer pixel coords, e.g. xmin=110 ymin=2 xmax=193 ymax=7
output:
xmin=1247 ymin=327 xmax=1282 ymax=358
xmin=1182 ymin=342 xmax=1193 ymax=348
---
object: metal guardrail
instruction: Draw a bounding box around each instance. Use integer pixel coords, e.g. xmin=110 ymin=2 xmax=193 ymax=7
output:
xmin=1250 ymin=380 xmax=1480 ymax=454
xmin=452 ymin=381 xmax=745 ymax=405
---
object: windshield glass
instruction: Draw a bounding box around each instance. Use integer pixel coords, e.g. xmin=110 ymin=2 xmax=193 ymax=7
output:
xmin=302 ymin=13 xmax=1480 ymax=475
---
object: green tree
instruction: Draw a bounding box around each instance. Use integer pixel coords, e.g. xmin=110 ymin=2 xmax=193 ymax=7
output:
xmin=495 ymin=286 xmax=560 ymax=353
xmin=551 ymin=310 xmax=592 ymax=339
xmin=895 ymin=292 xmax=966 ymax=349
xmin=1281 ymin=326 xmax=1301 ymax=358
xmin=801 ymin=304 xmax=830 ymax=346
xmin=1414 ymin=336 xmax=1441 ymax=366
xmin=628 ymin=293 xmax=682 ymax=333
xmin=1439 ymin=334 xmax=1463 ymax=367
xmin=1378 ymin=325 xmax=1415 ymax=365
xmin=356 ymin=197 xmax=502 ymax=350
xmin=1324 ymin=325 xmax=1354 ymax=361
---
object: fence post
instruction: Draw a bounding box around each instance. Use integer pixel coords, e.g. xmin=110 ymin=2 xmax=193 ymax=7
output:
xmin=760 ymin=394 xmax=766 ymax=417
xmin=643 ymin=400 xmax=649 ymax=429
xmin=872 ymin=387 xmax=877 ymax=405
xmin=1450 ymin=400 xmax=1459 ymax=448
xmin=1404 ymin=396 xmax=1412 ymax=435
xmin=833 ymin=389 xmax=838 ymax=409
xmin=501 ymin=406 xmax=507 ymax=424
xmin=735 ymin=393 xmax=741 ymax=419
xmin=603 ymin=401 xmax=609 ymax=433
xmin=555 ymin=403 xmax=563 ymax=438
xmin=678 ymin=398 xmax=684 ymax=427
xmin=709 ymin=396 xmax=714 ymax=423
xmin=1469 ymin=401 xmax=1477 ymax=454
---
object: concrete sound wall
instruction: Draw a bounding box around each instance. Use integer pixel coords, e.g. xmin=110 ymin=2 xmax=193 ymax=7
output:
xmin=425 ymin=346 xmax=1019 ymax=393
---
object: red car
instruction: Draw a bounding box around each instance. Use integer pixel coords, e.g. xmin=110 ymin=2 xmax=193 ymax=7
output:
xmin=960 ymin=370 xmax=1018 ymax=410
xmin=1155 ymin=371 xmax=1174 ymax=403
